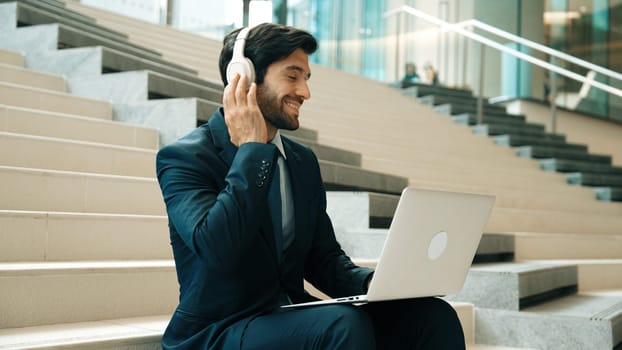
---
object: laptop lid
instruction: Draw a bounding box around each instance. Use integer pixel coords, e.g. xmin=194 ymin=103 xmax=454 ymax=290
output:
xmin=366 ymin=187 xmax=495 ymax=301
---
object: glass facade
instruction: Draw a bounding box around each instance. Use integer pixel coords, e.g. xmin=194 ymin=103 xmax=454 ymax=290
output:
xmin=79 ymin=0 xmax=622 ymax=121
xmin=544 ymin=0 xmax=621 ymax=119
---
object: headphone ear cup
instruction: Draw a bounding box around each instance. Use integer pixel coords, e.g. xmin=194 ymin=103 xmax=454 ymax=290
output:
xmin=226 ymin=58 xmax=255 ymax=89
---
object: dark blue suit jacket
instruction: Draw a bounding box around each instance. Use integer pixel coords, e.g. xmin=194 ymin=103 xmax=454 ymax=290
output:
xmin=156 ymin=108 xmax=373 ymax=349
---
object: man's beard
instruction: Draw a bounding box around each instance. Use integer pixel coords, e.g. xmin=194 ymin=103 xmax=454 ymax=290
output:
xmin=256 ymin=84 xmax=299 ymax=131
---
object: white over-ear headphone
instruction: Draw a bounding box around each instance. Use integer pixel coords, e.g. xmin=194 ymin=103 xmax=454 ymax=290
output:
xmin=226 ymin=27 xmax=256 ymax=88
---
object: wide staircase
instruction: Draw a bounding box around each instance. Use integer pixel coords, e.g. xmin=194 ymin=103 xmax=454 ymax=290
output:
xmin=0 ymin=1 xmax=621 ymax=349
xmin=403 ymin=81 xmax=622 ymax=202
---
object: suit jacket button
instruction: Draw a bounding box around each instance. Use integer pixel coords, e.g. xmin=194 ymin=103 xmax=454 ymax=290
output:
xmin=256 ymin=179 xmax=265 ymax=187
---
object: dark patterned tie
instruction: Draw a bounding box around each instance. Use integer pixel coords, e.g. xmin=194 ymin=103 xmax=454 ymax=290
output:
xmin=268 ymin=158 xmax=283 ymax=258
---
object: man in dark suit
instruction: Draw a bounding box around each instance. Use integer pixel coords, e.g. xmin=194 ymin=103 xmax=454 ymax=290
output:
xmin=156 ymin=23 xmax=465 ymax=349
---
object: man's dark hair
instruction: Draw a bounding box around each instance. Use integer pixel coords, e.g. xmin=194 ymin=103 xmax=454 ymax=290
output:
xmin=219 ymin=23 xmax=318 ymax=86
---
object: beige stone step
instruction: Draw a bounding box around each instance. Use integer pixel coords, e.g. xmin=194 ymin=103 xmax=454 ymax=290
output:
xmin=0 ymin=62 xmax=66 ymax=92
xmin=0 ymin=312 xmax=532 ymax=350
xmin=515 ymin=232 xmax=622 ymax=260
xmin=410 ymin=180 xmax=622 ymax=215
xmin=488 ymin=206 xmax=622 ymax=235
xmin=65 ymin=1 xmax=220 ymax=50
xmin=521 ymin=259 xmax=622 ymax=292
xmin=0 ymin=210 xmax=169 ymax=262
xmin=0 ymin=315 xmax=166 ymax=350
xmin=0 ymin=260 xmax=177 ymax=328
xmin=0 ymin=165 xmax=165 ymax=215
xmin=0 ymin=81 xmax=112 ymax=120
xmin=0 ymin=104 xmax=159 ymax=149
xmin=0 ymin=48 xmax=23 ymax=67
xmin=61 ymin=3 xmax=225 ymax=83
xmin=452 ymin=301 xmax=476 ymax=344
xmin=0 ymin=131 xmax=156 ymax=177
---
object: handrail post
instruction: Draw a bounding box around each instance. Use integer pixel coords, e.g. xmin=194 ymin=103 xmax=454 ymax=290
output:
xmin=549 ymin=58 xmax=557 ymax=134
xmin=462 ymin=27 xmax=469 ymax=88
xmin=476 ymin=42 xmax=485 ymax=125
xmin=395 ymin=11 xmax=401 ymax=82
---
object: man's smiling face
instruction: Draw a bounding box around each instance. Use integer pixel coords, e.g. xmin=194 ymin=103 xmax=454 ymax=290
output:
xmin=256 ymin=48 xmax=312 ymax=132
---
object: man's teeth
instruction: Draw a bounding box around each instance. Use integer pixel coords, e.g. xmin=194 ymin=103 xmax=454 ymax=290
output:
xmin=286 ymin=102 xmax=299 ymax=110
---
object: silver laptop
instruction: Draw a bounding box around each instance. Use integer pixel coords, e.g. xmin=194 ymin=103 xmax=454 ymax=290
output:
xmin=282 ymin=187 xmax=495 ymax=308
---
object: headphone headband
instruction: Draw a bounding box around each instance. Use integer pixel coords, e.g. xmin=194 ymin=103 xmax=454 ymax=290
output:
xmin=232 ymin=27 xmax=251 ymax=58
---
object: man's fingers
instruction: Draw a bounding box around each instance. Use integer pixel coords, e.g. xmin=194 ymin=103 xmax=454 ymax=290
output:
xmin=223 ymin=73 xmax=240 ymax=106
xmin=247 ymin=83 xmax=258 ymax=107
xmin=235 ymin=75 xmax=249 ymax=105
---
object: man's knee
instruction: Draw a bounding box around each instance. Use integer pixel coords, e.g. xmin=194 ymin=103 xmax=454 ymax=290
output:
xmin=322 ymin=305 xmax=375 ymax=350
xmin=425 ymin=298 xmax=462 ymax=327
xmin=419 ymin=298 xmax=465 ymax=346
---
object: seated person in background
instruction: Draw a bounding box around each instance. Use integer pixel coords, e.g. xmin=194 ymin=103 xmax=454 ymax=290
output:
xmin=156 ymin=22 xmax=465 ymax=350
xmin=402 ymin=62 xmax=420 ymax=83
xmin=424 ymin=63 xmax=439 ymax=86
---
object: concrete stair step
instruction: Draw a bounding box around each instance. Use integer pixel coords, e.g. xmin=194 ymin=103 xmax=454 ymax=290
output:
xmin=472 ymin=124 xmax=551 ymax=138
xmin=320 ymin=161 xmax=409 ymax=195
xmin=401 ymin=82 xmax=474 ymax=99
xmin=9 ymin=0 xmax=135 ymax=49
xmin=68 ymin=69 xmax=221 ymax=104
xmin=525 ymin=259 xmax=622 ymax=292
xmin=419 ymin=95 xmax=507 ymax=114
xmin=0 ymin=310 xmax=526 ymax=350
xmin=323 ymin=188 xmax=622 ymax=236
xmin=281 ymin=127 xmax=319 ymax=143
xmin=0 ymin=48 xmax=23 ymax=66
xmin=0 ymin=131 xmax=156 ymax=177
xmin=0 ymin=165 xmax=165 ymax=215
xmin=334 ymin=223 xmax=514 ymax=264
xmin=59 ymin=3 xmax=222 ymax=82
xmin=452 ymin=112 xmax=527 ymax=126
xmin=567 ymin=172 xmax=622 ymax=187
xmin=472 ymin=234 xmax=515 ymax=263
xmin=326 ymin=191 xmax=400 ymax=231
xmin=487 ymin=206 xmax=622 ymax=235
xmin=18 ymin=0 xmax=100 ymax=24
xmin=514 ymin=232 xmax=622 ymax=260
xmin=516 ymin=145 xmax=611 ymax=164
xmin=0 ymin=260 xmax=177 ymax=328
xmin=63 ymin=0 xmax=221 ymax=51
xmin=22 ymin=45 xmax=221 ymax=91
xmin=494 ymin=134 xmax=587 ymax=151
xmin=0 ymin=160 xmax=404 ymax=214
xmin=0 ymin=104 xmax=159 ymax=149
xmin=113 ymin=97 xmax=219 ymax=146
xmin=435 ymin=103 xmax=524 ymax=119
xmin=0 ymin=210 xmax=169 ymax=262
xmin=407 ymin=178 xmax=622 ymax=215
xmin=0 ymin=81 xmax=112 ymax=120
xmin=0 ymin=22 xmax=194 ymax=75
xmin=445 ymin=262 xmax=578 ymax=311
xmin=595 ymin=187 xmax=622 ymax=201
xmin=0 ymin=315 xmax=166 ymax=350
xmin=475 ymin=293 xmax=622 ymax=350
xmin=540 ymin=158 xmax=622 ymax=175
xmin=285 ymin=134 xmax=362 ymax=167
xmin=0 ymin=62 xmax=66 ymax=91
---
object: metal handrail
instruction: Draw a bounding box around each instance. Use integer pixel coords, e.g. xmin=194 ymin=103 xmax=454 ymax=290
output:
xmin=383 ymin=5 xmax=622 ymax=98
xmin=455 ymin=19 xmax=622 ymax=83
